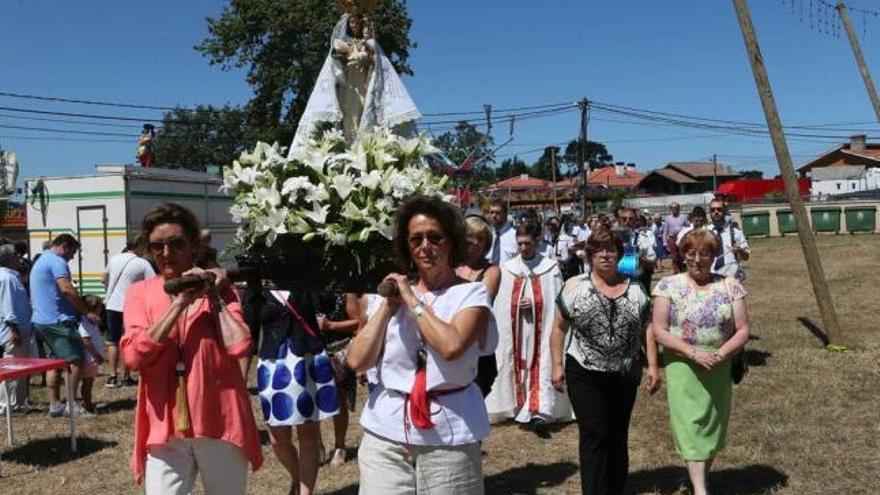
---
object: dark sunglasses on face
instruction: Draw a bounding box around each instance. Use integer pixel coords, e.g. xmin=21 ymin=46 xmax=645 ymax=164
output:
xmin=148 ymin=237 xmax=187 ymax=254
xmin=408 ymin=233 xmax=445 ymax=248
xmin=710 ymin=207 xmax=725 ymax=212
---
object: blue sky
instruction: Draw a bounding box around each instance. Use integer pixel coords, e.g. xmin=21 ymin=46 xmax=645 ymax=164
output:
xmin=3 ymin=0 xmax=880 ymax=186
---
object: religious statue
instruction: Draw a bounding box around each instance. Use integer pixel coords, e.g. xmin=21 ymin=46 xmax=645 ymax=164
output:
xmin=289 ymin=0 xmax=421 ymax=155
xmin=136 ymin=124 xmax=156 ymax=168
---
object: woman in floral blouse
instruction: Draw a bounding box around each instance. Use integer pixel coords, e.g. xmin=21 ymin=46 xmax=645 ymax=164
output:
xmin=651 ymin=229 xmax=751 ymax=495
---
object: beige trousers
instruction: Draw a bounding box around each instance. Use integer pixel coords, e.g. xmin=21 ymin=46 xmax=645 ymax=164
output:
xmin=358 ymin=431 xmax=484 ymax=495
xmin=144 ymin=437 xmax=248 ymax=495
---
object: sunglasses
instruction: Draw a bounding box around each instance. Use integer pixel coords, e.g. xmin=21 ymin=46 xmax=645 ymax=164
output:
xmin=710 ymin=207 xmax=725 ymax=212
xmin=408 ymin=233 xmax=445 ymax=248
xmin=148 ymin=237 xmax=187 ymax=254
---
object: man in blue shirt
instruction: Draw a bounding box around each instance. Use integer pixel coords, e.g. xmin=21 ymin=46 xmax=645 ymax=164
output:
xmin=0 ymin=244 xmax=33 ymax=413
xmin=30 ymin=234 xmax=101 ymax=417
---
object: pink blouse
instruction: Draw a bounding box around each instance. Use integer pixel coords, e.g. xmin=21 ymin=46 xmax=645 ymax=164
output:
xmin=121 ymin=276 xmax=263 ymax=484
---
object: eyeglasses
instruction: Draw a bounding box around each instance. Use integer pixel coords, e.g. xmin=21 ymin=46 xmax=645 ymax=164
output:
xmin=710 ymin=207 xmax=725 ymax=212
xmin=148 ymin=237 xmax=187 ymax=254
xmin=684 ymin=250 xmax=715 ymax=260
xmin=408 ymin=233 xmax=445 ymax=248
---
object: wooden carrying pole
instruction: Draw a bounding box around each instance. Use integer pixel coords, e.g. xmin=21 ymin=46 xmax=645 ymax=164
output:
xmin=731 ymin=0 xmax=845 ymax=347
xmin=551 ymin=147 xmax=559 ymax=213
xmin=837 ymin=1 xmax=880 ymax=123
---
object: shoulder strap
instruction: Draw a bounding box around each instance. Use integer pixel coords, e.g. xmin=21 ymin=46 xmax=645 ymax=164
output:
xmin=106 ymin=255 xmax=137 ymax=299
xmin=269 ymin=290 xmax=320 ymax=340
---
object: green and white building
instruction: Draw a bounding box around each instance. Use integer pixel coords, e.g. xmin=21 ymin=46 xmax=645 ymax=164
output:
xmin=25 ymin=165 xmax=235 ymax=295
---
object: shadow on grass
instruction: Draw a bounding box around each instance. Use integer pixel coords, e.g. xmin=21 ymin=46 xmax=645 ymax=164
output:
xmin=323 ymin=460 xmax=578 ymax=495
xmin=97 ymin=398 xmax=136 ymax=413
xmin=1 ymin=437 xmax=117 ymax=468
xmin=626 ymin=463 xmax=788 ymax=495
xmin=797 ymin=317 xmax=830 ymax=347
xmin=485 ymin=461 xmax=579 ymax=494
xmin=744 ymin=349 xmax=772 ymax=367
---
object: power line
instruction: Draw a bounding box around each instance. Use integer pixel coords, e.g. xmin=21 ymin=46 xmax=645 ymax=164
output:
xmin=0 ymin=90 xmax=179 ymax=111
xmin=0 ymin=112 xmax=145 ymax=129
xmin=0 ymin=134 xmax=133 ymax=143
xmin=0 ymin=124 xmax=138 ymax=138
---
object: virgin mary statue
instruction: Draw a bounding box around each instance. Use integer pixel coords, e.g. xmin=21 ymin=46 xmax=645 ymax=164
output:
xmin=290 ymin=1 xmax=421 ymax=155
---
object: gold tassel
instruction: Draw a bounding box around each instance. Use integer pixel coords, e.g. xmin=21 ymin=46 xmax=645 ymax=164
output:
xmin=175 ymin=364 xmax=190 ymax=432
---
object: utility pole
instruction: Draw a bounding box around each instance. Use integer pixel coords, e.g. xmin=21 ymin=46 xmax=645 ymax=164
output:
xmin=712 ymin=153 xmax=718 ymax=192
xmin=551 ymin=147 xmax=559 ymax=213
xmin=732 ymin=0 xmax=845 ymax=347
xmin=578 ymin=98 xmax=590 ymax=216
xmin=837 ymin=1 xmax=880 ymax=123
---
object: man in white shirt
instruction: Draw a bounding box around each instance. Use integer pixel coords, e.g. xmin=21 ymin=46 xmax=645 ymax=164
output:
xmin=0 ymin=245 xmax=33 ymax=413
xmin=708 ymin=199 xmax=750 ymax=280
xmin=544 ymin=217 xmax=579 ymax=279
xmin=486 ymin=200 xmax=518 ymax=267
xmin=570 ymin=215 xmax=592 ymax=243
xmin=102 ymin=240 xmax=155 ymax=387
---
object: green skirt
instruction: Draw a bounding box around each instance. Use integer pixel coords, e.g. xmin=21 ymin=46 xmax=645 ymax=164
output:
xmin=664 ymin=352 xmax=733 ymax=461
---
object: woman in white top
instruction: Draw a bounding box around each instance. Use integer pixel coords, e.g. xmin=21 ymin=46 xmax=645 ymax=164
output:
xmin=347 ymin=195 xmax=497 ymax=495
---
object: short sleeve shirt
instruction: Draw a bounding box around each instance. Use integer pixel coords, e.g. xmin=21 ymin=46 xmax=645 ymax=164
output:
xmin=104 ymin=253 xmax=156 ymax=312
xmin=557 ymin=275 xmax=650 ymax=373
xmin=652 ymin=274 xmax=748 ymax=349
xmin=359 ymin=282 xmax=498 ymax=446
xmin=30 ymin=251 xmax=77 ymax=324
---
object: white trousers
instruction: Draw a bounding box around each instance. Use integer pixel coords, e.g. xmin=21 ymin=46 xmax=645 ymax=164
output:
xmin=145 ymin=437 xmax=248 ymax=495
xmin=358 ymin=431 xmax=484 ymax=495
xmin=0 ymin=339 xmax=31 ymax=411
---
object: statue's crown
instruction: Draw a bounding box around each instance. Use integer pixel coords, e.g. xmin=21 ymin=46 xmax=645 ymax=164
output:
xmin=337 ymin=0 xmax=377 ymax=15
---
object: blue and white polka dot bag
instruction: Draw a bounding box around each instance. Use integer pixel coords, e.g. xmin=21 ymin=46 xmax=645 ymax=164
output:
xmin=256 ymin=291 xmax=340 ymax=426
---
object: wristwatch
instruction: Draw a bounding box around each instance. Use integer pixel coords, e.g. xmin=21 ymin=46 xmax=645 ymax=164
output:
xmin=409 ymin=302 xmax=426 ymax=320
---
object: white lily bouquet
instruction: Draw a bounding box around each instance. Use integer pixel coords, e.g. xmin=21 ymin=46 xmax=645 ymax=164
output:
xmin=222 ymin=128 xmax=450 ymax=288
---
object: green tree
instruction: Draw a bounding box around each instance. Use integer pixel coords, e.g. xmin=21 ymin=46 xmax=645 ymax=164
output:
xmin=562 ymin=138 xmax=614 ymax=173
xmin=153 ymin=106 xmax=260 ymax=171
xmin=740 ymin=169 xmax=763 ymax=179
xmin=434 ymin=121 xmax=495 ymax=185
xmin=157 ymin=0 xmax=415 ymax=169
xmin=530 ymin=146 xmax=562 ymax=180
xmin=496 ymin=156 xmax=528 ymax=180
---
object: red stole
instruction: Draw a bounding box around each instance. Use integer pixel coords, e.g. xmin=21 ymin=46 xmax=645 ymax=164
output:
xmin=510 ymin=274 xmax=544 ymax=414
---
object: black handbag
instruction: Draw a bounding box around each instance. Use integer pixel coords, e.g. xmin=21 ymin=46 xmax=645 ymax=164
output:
xmin=721 ymin=277 xmax=748 ymax=385
xmin=731 ymin=350 xmax=748 ymax=384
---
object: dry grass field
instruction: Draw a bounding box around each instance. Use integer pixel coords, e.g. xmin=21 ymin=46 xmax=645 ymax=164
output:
xmin=1 ymin=235 xmax=878 ymax=494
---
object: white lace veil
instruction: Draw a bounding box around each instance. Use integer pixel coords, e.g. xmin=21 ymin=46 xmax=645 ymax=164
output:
xmin=289 ymin=14 xmax=421 ymax=156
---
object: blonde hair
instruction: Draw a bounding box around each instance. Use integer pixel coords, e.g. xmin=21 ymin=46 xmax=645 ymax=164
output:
xmin=465 ymin=216 xmax=493 ymax=256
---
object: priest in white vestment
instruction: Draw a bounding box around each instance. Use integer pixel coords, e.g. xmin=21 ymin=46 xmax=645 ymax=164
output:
xmin=486 ymin=222 xmax=574 ymax=425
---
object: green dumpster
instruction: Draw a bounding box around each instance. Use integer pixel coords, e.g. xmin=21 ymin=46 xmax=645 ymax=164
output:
xmin=776 ymin=210 xmax=798 ymax=235
xmin=844 ymin=206 xmax=877 ymax=233
xmin=741 ymin=211 xmax=770 ymax=237
xmin=810 ymin=207 xmax=841 ymax=234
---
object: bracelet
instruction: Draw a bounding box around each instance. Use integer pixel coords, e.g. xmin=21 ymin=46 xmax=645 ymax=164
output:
xmin=690 ymin=347 xmax=698 ymax=361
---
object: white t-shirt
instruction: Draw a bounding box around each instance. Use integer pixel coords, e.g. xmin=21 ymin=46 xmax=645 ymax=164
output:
xmin=359 ymin=282 xmax=498 ymax=446
xmin=78 ymin=319 xmax=106 ymax=363
xmin=104 ymin=253 xmax=155 ymax=312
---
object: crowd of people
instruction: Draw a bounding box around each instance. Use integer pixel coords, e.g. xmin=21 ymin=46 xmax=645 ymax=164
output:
xmin=0 ymin=196 xmax=754 ymax=495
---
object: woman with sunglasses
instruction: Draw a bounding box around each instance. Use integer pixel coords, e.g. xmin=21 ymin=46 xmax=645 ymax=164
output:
xmin=121 ymin=203 xmax=262 ymax=494
xmin=486 ymin=221 xmax=572 ymax=434
xmin=347 ymin=195 xmax=497 ymax=494
xmin=651 ymin=229 xmax=751 ymax=495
